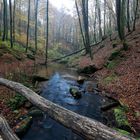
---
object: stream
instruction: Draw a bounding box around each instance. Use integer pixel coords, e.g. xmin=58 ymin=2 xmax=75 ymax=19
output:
xmin=22 ymin=64 xmax=114 ymax=140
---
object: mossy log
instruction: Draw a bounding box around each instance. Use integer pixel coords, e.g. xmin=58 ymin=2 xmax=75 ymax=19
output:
xmin=0 ymin=78 xmax=135 ymax=140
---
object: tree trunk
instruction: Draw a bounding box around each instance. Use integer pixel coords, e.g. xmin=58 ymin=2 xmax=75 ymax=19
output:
xmin=75 ymin=0 xmax=86 ymax=47
xmin=104 ymin=0 xmax=106 ymax=36
xmin=0 ymin=78 xmax=135 ymax=140
xmin=0 ymin=2 xmax=3 ymax=37
xmin=97 ymin=0 xmax=102 ymax=40
xmin=26 ymin=0 xmax=31 ymax=52
xmin=116 ymin=0 xmax=127 ymax=50
xmin=127 ymin=0 xmax=131 ymax=32
xmin=45 ymin=0 xmax=49 ymax=66
xmin=2 ymin=0 xmax=8 ymax=41
xmin=81 ymin=0 xmax=92 ymax=59
xmin=13 ymin=0 xmax=16 ymax=42
xmin=133 ymin=0 xmax=138 ymax=31
xmin=9 ymin=0 xmax=13 ymax=48
xmin=35 ymin=0 xmax=39 ymax=54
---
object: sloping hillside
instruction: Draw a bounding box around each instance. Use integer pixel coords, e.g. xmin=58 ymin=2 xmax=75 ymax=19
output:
xmin=75 ymin=24 xmax=140 ymax=135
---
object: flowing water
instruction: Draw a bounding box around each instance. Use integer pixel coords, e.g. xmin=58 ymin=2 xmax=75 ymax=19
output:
xmin=22 ymin=64 xmax=111 ymax=140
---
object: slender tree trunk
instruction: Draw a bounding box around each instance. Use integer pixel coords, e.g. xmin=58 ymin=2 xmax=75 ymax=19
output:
xmin=116 ymin=0 xmax=127 ymax=50
xmin=26 ymin=0 xmax=31 ymax=52
xmin=13 ymin=0 xmax=16 ymax=42
xmin=35 ymin=0 xmax=39 ymax=54
xmin=9 ymin=0 xmax=13 ymax=48
xmin=81 ymin=0 xmax=92 ymax=59
xmin=97 ymin=0 xmax=102 ymax=40
xmin=45 ymin=0 xmax=49 ymax=66
xmin=75 ymin=0 xmax=86 ymax=47
xmin=93 ymin=1 xmax=97 ymax=43
xmin=127 ymin=0 xmax=131 ymax=32
xmin=18 ymin=0 xmax=21 ymax=35
xmin=2 ymin=0 xmax=8 ymax=41
xmin=5 ymin=0 xmax=8 ymax=40
xmin=104 ymin=0 xmax=106 ymax=36
xmin=133 ymin=0 xmax=138 ymax=31
xmin=0 ymin=2 xmax=3 ymax=37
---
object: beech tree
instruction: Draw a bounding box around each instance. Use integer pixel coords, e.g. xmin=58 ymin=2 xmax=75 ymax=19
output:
xmin=2 ymin=0 xmax=8 ymax=41
xmin=26 ymin=0 xmax=31 ymax=52
xmin=9 ymin=0 xmax=13 ymax=48
xmin=45 ymin=0 xmax=49 ymax=66
xmin=116 ymin=0 xmax=127 ymax=50
xmin=35 ymin=0 xmax=39 ymax=54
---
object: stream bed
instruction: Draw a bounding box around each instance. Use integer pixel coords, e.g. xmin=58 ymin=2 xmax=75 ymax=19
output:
xmin=22 ymin=65 xmax=115 ymax=140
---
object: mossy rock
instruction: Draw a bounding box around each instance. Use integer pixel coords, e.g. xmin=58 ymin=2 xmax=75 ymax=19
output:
xmin=69 ymin=87 xmax=82 ymax=99
xmin=15 ymin=116 xmax=32 ymax=136
xmin=114 ymin=107 xmax=132 ymax=132
xmin=77 ymin=65 xmax=99 ymax=74
xmin=28 ymin=109 xmax=43 ymax=117
xmin=32 ymin=75 xmax=49 ymax=84
xmin=27 ymin=53 xmax=35 ymax=60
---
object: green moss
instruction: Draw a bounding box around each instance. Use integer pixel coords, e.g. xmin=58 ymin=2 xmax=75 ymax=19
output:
xmin=103 ymin=73 xmax=118 ymax=85
xmin=115 ymin=128 xmax=130 ymax=136
xmin=105 ymin=60 xmax=120 ymax=69
xmin=7 ymin=94 xmax=27 ymax=110
xmin=108 ymin=50 xmax=121 ymax=61
xmin=0 ymin=41 xmax=24 ymax=60
xmin=114 ymin=107 xmax=131 ymax=130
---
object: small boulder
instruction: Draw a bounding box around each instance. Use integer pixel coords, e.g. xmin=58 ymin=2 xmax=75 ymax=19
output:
xmin=69 ymin=87 xmax=82 ymax=99
xmin=77 ymin=65 xmax=99 ymax=74
xmin=28 ymin=109 xmax=43 ymax=117
xmin=32 ymin=75 xmax=49 ymax=84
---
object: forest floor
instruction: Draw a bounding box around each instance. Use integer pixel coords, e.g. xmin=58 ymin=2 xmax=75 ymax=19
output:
xmin=0 ymin=43 xmax=35 ymax=128
xmin=75 ymin=25 xmax=140 ymax=135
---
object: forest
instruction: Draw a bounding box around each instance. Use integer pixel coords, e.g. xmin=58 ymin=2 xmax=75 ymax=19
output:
xmin=0 ymin=0 xmax=140 ymax=140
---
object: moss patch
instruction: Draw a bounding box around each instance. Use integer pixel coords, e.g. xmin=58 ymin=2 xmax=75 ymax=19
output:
xmin=114 ymin=107 xmax=132 ymax=132
xmin=103 ymin=73 xmax=118 ymax=85
xmin=108 ymin=50 xmax=121 ymax=61
xmin=105 ymin=60 xmax=120 ymax=69
xmin=115 ymin=128 xmax=130 ymax=136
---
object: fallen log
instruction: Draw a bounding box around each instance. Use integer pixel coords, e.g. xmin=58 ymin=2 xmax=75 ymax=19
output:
xmin=0 ymin=78 xmax=135 ymax=140
xmin=0 ymin=116 xmax=19 ymax=140
xmin=51 ymin=40 xmax=103 ymax=62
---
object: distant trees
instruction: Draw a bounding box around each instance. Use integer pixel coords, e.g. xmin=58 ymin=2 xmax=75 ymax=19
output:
xmin=0 ymin=0 xmax=140 ymax=60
